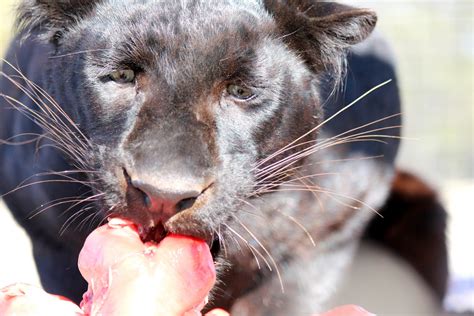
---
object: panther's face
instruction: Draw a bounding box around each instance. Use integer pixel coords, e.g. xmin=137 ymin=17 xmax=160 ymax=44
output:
xmin=18 ymin=0 xmax=376 ymax=246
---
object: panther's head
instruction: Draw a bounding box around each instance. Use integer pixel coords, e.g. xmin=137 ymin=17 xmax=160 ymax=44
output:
xmin=17 ymin=0 xmax=376 ymax=247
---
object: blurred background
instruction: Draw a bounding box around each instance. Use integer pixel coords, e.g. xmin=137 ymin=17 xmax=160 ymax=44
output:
xmin=341 ymin=2 xmax=473 ymax=315
xmin=343 ymin=0 xmax=473 ymax=314
xmin=0 ymin=0 xmax=472 ymax=315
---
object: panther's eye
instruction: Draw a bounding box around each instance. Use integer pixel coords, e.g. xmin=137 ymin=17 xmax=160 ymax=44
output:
xmin=109 ymin=69 xmax=135 ymax=84
xmin=226 ymin=84 xmax=255 ymax=100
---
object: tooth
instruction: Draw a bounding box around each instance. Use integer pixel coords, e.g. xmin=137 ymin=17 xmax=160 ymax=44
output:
xmin=108 ymin=218 xmax=130 ymax=228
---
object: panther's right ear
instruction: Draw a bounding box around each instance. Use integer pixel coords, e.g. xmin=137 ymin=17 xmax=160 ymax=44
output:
xmin=16 ymin=0 xmax=101 ymax=43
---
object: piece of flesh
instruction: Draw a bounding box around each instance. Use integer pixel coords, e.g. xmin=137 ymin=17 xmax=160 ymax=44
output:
xmin=78 ymin=217 xmax=216 ymax=315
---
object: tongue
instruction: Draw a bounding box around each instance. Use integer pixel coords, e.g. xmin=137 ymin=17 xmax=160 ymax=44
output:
xmin=78 ymin=218 xmax=216 ymax=315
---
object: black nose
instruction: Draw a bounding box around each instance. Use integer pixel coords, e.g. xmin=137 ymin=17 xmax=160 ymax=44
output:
xmin=124 ymin=170 xmax=212 ymax=219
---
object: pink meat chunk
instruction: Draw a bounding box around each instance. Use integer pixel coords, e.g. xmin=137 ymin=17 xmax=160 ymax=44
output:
xmin=78 ymin=218 xmax=216 ymax=315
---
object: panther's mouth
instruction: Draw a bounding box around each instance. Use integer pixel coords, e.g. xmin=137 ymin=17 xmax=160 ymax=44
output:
xmin=140 ymin=222 xmax=167 ymax=244
xmin=138 ymin=222 xmax=221 ymax=261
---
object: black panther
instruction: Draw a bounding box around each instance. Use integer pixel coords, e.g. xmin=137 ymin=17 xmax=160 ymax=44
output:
xmin=0 ymin=1 xmax=447 ymax=314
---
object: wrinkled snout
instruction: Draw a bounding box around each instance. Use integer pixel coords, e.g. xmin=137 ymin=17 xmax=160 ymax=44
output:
xmin=111 ymin=86 xmax=219 ymax=241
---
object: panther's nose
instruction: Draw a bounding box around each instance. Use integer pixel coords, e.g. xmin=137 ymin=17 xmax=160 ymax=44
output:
xmin=131 ymin=178 xmax=203 ymax=214
xmin=124 ymin=169 xmax=212 ymax=220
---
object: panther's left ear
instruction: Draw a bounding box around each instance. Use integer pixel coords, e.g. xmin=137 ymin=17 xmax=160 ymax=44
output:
xmin=264 ymin=1 xmax=377 ymax=77
xmin=16 ymin=0 xmax=101 ymax=43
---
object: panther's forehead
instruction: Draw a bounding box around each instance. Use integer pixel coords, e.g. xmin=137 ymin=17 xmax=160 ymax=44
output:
xmin=79 ymin=0 xmax=277 ymax=88
xmin=88 ymin=0 xmax=272 ymax=47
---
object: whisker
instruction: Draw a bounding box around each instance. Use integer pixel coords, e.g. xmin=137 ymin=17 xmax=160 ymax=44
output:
xmin=0 ymin=133 xmax=42 ymax=146
xmin=305 ymin=154 xmax=385 ymax=166
xmin=232 ymin=216 xmax=284 ymax=293
xmin=311 ymin=113 xmax=402 ymax=150
xmin=255 ymin=112 xmax=402 ymax=176
xmin=238 ymin=196 xmax=316 ymax=247
xmin=254 ymin=79 xmax=393 ymax=169
xmin=2 ymin=60 xmax=91 ymax=140
xmin=223 ymin=223 xmax=272 ymax=271
xmin=236 ymin=198 xmax=266 ymax=220
xmin=28 ymin=192 xmax=103 ymax=220
xmin=58 ymin=192 xmax=108 ymax=235
xmin=254 ymin=172 xmax=339 ymax=195
xmin=247 ymin=244 xmax=262 ymax=270
xmin=257 ymin=185 xmax=382 ymax=217
xmin=2 ymin=178 xmax=95 ymax=199
xmin=299 ymin=170 xmax=327 ymax=213
xmin=217 ymin=225 xmax=228 ymax=258
xmin=77 ymin=208 xmax=100 ymax=231
xmin=256 ymin=153 xmax=385 ymax=186
xmin=225 ymin=227 xmax=244 ymax=254
xmin=48 ymin=48 xmax=112 ymax=59
xmin=0 ymin=79 xmax=78 ymax=148
xmin=1 ymin=93 xmax=89 ymax=167
xmin=12 ymin=70 xmax=93 ymax=148
xmin=254 ymin=133 xmax=402 ymax=188
xmin=28 ymin=192 xmax=92 ymax=219
xmin=60 ymin=204 xmax=96 ymax=236
xmin=1 ymin=60 xmax=93 ymax=167
xmin=256 ymin=125 xmax=402 ymax=180
xmin=275 ymin=209 xmax=316 ymax=247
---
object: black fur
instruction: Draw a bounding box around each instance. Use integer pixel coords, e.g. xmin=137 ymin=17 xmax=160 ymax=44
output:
xmin=366 ymin=171 xmax=449 ymax=300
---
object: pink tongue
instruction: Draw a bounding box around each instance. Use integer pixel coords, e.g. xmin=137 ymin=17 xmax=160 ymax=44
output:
xmin=78 ymin=218 xmax=216 ymax=315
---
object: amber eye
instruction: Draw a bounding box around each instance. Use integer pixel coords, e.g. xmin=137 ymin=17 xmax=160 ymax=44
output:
xmin=226 ymin=84 xmax=255 ymax=100
xmin=109 ymin=69 xmax=135 ymax=84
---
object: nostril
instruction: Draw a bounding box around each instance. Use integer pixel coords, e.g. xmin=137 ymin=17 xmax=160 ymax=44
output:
xmin=123 ymin=168 xmax=150 ymax=207
xmin=123 ymin=168 xmax=132 ymax=185
xmin=143 ymin=194 xmax=152 ymax=208
xmin=176 ymin=197 xmax=198 ymax=212
xmin=130 ymin=180 xmax=154 ymax=209
xmin=175 ymin=182 xmax=213 ymax=212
